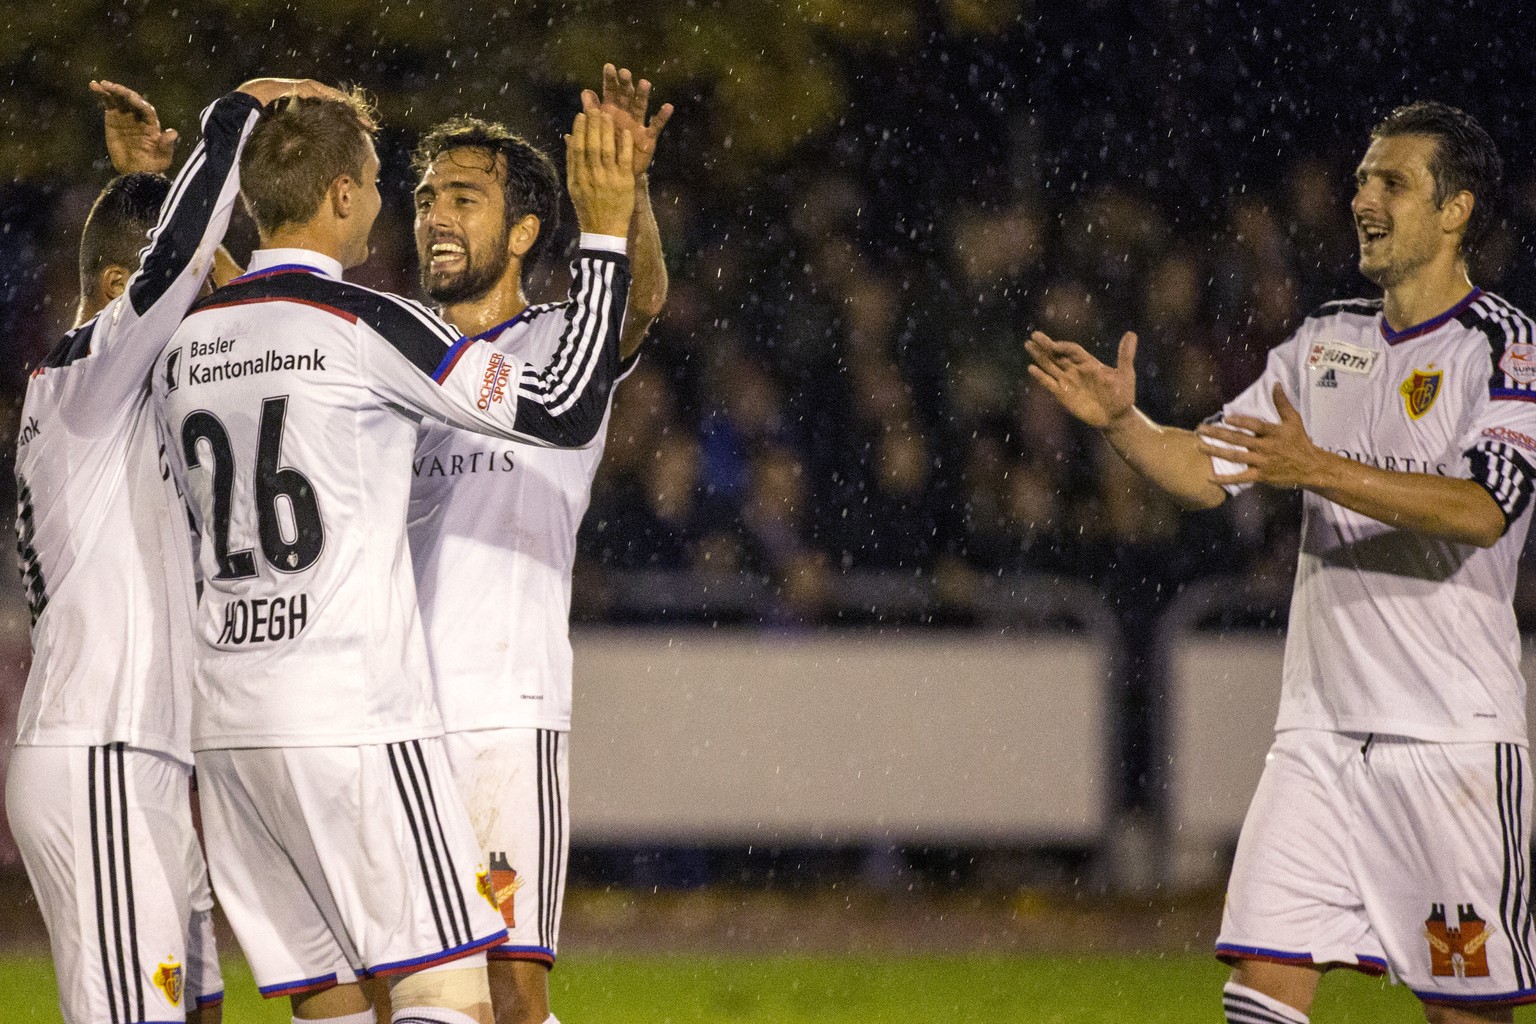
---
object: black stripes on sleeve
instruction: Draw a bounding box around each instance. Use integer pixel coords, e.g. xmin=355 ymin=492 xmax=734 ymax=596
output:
xmin=127 ymin=92 xmax=263 ymax=316
xmin=1467 ymin=439 xmax=1536 ymax=530
xmin=510 ymin=249 xmax=631 ymax=446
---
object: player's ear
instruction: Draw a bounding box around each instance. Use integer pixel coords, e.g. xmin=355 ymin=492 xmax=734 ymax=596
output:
xmin=97 ymin=264 xmax=130 ymax=303
xmin=1440 ymin=189 xmax=1474 ymax=237
xmin=328 ymin=174 xmax=354 ymax=219
xmin=508 ymin=213 xmax=540 ymax=259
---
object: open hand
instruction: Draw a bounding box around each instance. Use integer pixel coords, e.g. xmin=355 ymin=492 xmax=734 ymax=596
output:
xmin=566 ymin=109 xmax=635 ymax=237
xmin=1195 ymin=384 xmax=1324 ymax=488
xmin=91 ymin=80 xmax=177 ymax=175
xmin=581 ymin=63 xmax=672 ymax=178
xmin=1025 ymin=330 xmax=1139 ymax=429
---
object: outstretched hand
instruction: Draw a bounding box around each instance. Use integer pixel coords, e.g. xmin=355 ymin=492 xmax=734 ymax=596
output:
xmin=1025 ymin=329 xmax=1139 ymax=429
xmin=566 ymin=109 xmax=636 ymax=237
xmin=581 ymin=63 xmax=672 ymax=178
xmin=91 ymin=80 xmax=177 ymax=175
xmin=1195 ymin=383 xmax=1325 ymax=488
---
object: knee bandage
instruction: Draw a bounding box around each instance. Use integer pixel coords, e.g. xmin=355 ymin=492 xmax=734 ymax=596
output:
xmin=389 ymin=962 xmax=493 ymax=1024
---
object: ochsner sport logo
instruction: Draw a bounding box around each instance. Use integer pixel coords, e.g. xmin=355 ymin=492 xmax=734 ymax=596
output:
xmin=478 ymin=352 xmax=512 ymax=410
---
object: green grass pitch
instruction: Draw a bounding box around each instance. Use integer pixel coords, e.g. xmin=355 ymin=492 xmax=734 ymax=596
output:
xmin=0 ymin=951 xmax=1456 ymax=1022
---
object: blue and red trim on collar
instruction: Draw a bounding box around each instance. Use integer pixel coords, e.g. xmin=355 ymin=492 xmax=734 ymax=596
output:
xmin=1380 ymin=287 xmax=1482 ymax=345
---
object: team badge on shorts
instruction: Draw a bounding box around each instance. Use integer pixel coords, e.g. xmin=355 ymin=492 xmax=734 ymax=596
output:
xmin=152 ymin=956 xmax=184 ymax=1006
xmin=1425 ymin=903 xmax=1492 ymax=978
xmin=1400 ymin=366 xmax=1443 ymax=420
xmin=489 ymin=851 xmax=523 ymax=928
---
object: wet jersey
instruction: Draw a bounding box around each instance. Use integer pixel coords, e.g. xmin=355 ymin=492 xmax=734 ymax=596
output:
xmin=152 ymin=242 xmax=629 ymax=750
xmin=12 ymin=92 xmax=261 ymax=761
xmin=408 ymin=297 xmax=637 ymax=734
xmin=1211 ymin=289 xmax=1536 ymax=744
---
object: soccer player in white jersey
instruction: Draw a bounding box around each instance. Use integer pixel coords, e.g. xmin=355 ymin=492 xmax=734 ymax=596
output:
xmin=152 ymin=89 xmax=635 ymax=1024
xmin=404 ymin=65 xmax=670 ymax=1024
xmin=1028 ymin=102 xmax=1535 ymax=1023
xmin=8 ymin=76 xmax=335 ymax=1024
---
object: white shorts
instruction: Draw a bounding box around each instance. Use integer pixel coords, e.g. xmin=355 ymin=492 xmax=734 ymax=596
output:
xmin=5 ymin=744 xmax=222 ymax=1023
xmin=1217 ymin=729 xmax=1536 ymax=1009
xmin=444 ymin=728 xmax=569 ymax=967
xmin=195 ymin=738 xmax=507 ymax=999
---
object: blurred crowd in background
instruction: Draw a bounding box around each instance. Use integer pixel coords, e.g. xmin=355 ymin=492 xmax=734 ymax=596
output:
xmin=5 ymin=2 xmax=1536 ymax=629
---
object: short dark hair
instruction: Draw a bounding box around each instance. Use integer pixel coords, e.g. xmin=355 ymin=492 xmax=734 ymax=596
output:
xmin=78 ymin=172 xmax=171 ymax=296
xmin=411 ymin=116 xmax=561 ymax=272
xmin=240 ymin=88 xmax=377 ymax=236
xmin=1371 ymin=100 xmax=1503 ymax=254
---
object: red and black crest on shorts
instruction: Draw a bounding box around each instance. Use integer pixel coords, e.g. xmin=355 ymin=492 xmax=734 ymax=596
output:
xmin=1425 ymin=903 xmax=1492 ymax=978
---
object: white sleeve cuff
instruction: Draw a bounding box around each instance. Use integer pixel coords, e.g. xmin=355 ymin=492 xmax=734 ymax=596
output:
xmin=579 ymin=233 xmax=628 ymax=255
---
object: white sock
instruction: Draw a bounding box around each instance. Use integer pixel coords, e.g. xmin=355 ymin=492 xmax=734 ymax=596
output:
xmin=296 ymin=1011 xmax=374 ymax=1024
xmin=1223 ymin=980 xmax=1309 ymax=1024
xmin=391 ymin=1009 xmax=481 ymax=1024
xmin=545 ymin=1016 xmax=560 ymax=1024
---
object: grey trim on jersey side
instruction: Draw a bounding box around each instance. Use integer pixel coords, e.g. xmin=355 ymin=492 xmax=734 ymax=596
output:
xmin=511 ymin=249 xmax=630 ymax=446
xmin=128 ymin=92 xmax=263 ymax=316
xmin=1465 ymin=292 xmax=1536 ymax=395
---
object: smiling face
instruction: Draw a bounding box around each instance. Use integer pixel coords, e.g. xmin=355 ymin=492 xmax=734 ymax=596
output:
xmin=413 ymin=146 xmax=514 ymax=304
xmin=1351 ymin=133 xmax=1462 ymax=289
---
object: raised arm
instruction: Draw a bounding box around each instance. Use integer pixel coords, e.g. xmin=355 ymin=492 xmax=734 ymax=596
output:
xmin=93 ymin=80 xmax=178 ymax=175
xmin=1026 ymin=329 xmax=1228 ymax=509
xmin=585 ymin=63 xmax=672 ymax=358
xmin=365 ymin=109 xmax=634 ymax=447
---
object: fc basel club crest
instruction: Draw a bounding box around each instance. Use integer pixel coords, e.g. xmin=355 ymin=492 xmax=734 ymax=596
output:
xmin=489 ymin=851 xmax=523 ymax=929
xmin=152 ymin=956 xmax=184 ymax=1006
xmin=1400 ymin=366 xmax=1443 ymax=420
xmin=1426 ymin=903 xmax=1492 ymax=978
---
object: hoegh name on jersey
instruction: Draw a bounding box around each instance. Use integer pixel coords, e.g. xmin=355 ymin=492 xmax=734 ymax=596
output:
xmin=1331 ymin=447 xmax=1451 ymax=475
xmin=413 ymin=450 xmax=517 ymax=477
xmin=188 ymin=348 xmax=327 ymax=386
xmin=216 ymin=593 xmax=310 ymax=645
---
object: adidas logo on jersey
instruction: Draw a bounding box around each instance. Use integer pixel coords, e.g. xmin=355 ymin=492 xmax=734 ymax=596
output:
xmin=1317 ymin=368 xmax=1338 ymax=388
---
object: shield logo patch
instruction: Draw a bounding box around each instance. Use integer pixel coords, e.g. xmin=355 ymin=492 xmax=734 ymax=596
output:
xmin=1400 ymin=366 xmax=1443 ymax=420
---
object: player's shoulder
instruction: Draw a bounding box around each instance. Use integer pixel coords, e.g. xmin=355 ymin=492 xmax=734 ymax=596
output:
xmin=34 ymin=317 xmax=100 ymax=374
xmin=1303 ymin=296 xmax=1383 ymax=324
xmin=1456 ymin=289 xmax=1536 ymax=347
xmin=191 ymin=269 xmax=461 ymax=368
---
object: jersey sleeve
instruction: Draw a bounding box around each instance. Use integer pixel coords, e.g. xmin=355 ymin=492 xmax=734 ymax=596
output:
xmin=1464 ymin=390 xmax=1536 ymax=533
xmin=67 ymin=91 xmax=262 ymax=424
xmin=1204 ymin=331 xmax=1307 ymax=495
xmin=360 ymin=245 xmax=631 ymax=447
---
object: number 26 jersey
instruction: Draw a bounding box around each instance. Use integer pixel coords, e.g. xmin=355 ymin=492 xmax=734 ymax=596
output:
xmin=153 ymin=245 xmax=629 ymax=750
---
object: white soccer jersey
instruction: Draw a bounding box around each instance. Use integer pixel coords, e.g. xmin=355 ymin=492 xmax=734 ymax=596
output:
xmin=1212 ymin=289 xmax=1536 ymax=744
xmin=152 ymin=243 xmax=629 ymax=750
xmin=407 ymin=298 xmax=635 ymax=733
xmin=12 ymin=92 xmax=261 ymax=761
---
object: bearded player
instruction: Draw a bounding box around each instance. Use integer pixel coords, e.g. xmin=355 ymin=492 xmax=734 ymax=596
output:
xmin=405 ymin=65 xmax=669 ymax=1024
xmin=1029 ymin=102 xmax=1535 ymax=1023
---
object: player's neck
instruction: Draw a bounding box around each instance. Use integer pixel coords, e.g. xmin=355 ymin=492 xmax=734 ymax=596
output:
xmin=260 ymin=224 xmax=349 ymax=271
xmin=1380 ymin=258 xmax=1474 ymax=333
xmin=440 ymin=272 xmax=529 ymax=338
